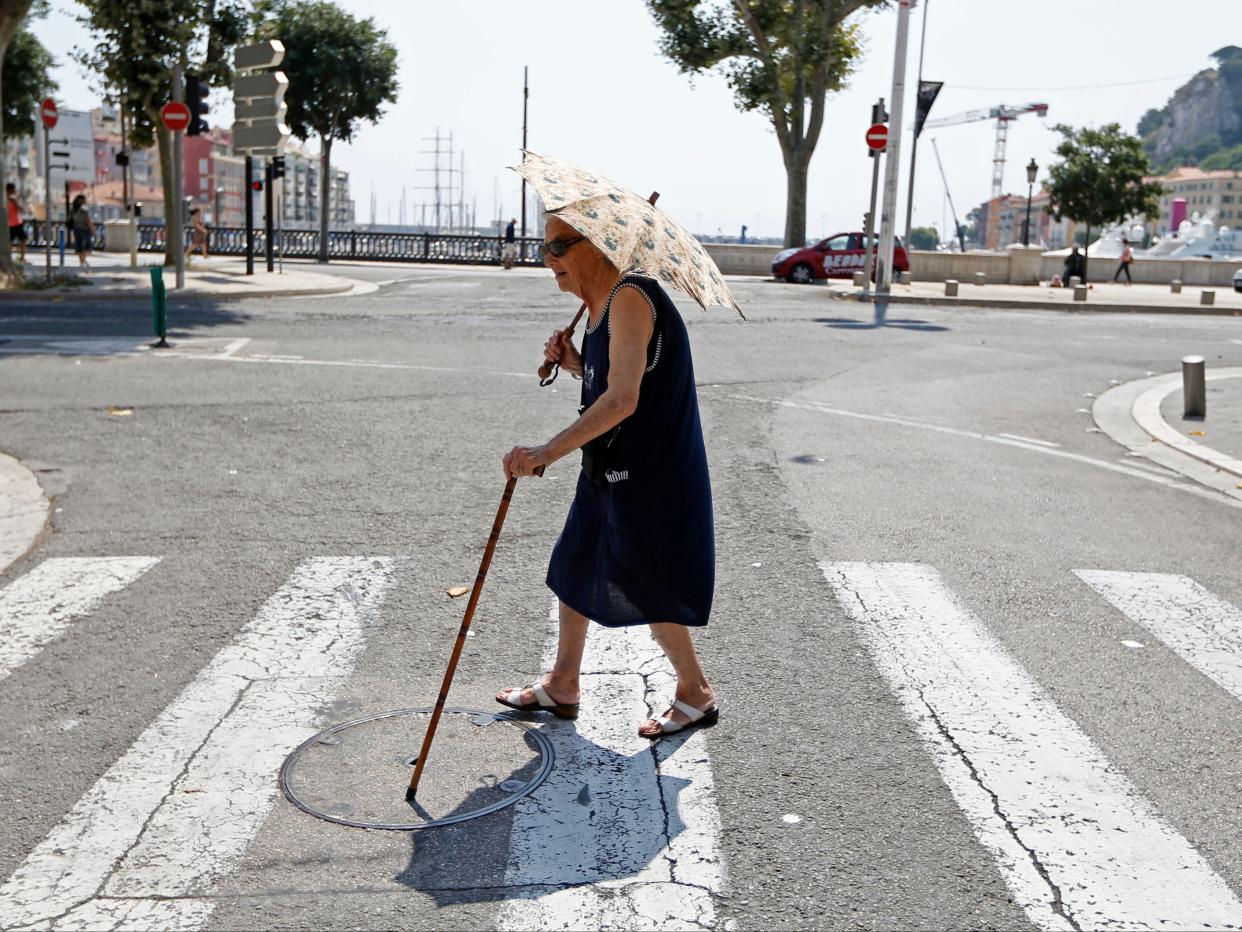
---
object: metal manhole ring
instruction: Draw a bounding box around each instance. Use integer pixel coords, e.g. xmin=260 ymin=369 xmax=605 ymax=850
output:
xmin=279 ymin=706 xmax=554 ymax=831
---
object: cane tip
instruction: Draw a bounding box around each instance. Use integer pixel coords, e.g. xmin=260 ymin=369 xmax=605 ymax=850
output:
xmin=405 ymin=786 xmax=416 ymax=802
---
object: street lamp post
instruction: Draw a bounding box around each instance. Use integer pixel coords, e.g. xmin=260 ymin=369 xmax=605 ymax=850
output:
xmin=1023 ymin=158 xmax=1038 ymax=247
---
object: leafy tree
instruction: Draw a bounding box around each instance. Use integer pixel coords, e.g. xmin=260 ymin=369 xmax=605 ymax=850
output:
xmin=254 ymin=0 xmax=398 ymax=262
xmin=1136 ymin=107 xmax=1164 ymax=137
xmin=3 ymin=27 xmax=55 ymax=141
xmin=0 ymin=0 xmax=35 ymax=283
xmin=907 ymin=225 xmax=937 ymax=250
xmin=75 ymin=0 xmax=247 ymax=265
xmin=647 ymin=0 xmax=888 ymax=248
xmin=1046 ymin=123 xmax=1163 ymax=281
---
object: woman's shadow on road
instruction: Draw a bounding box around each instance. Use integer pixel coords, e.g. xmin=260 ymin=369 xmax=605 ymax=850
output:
xmin=394 ymin=713 xmax=700 ymax=906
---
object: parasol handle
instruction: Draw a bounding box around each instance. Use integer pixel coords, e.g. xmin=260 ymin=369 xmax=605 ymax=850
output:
xmin=537 ymin=190 xmax=661 ymax=385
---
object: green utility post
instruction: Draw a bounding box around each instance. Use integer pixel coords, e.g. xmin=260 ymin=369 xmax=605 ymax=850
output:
xmin=149 ymin=266 xmax=169 ymax=348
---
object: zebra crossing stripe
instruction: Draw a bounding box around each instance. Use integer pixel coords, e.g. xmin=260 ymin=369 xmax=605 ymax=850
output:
xmin=496 ymin=602 xmax=724 ymax=930
xmin=0 ymin=557 xmax=160 ymax=681
xmin=0 ymin=557 xmax=397 ymax=931
xmin=1076 ymin=570 xmax=1242 ymax=704
xmin=823 ymin=561 xmax=1242 ymax=931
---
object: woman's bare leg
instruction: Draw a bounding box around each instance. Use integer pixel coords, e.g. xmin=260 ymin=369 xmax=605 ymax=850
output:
xmin=641 ymin=623 xmax=715 ymax=735
xmin=497 ymin=600 xmax=588 ymax=705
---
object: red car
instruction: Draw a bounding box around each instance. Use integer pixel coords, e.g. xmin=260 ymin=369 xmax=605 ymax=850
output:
xmin=771 ymin=232 xmax=909 ymax=284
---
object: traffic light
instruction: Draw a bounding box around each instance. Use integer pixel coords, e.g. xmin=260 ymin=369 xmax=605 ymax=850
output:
xmin=185 ymin=73 xmax=209 ymax=136
xmin=115 ymin=150 xmax=129 ymax=167
xmin=251 ymin=179 xmax=264 ymax=192
xmin=271 ymin=155 xmax=286 ymax=179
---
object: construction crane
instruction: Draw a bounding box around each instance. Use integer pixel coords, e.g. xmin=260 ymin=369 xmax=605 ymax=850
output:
xmin=922 ymin=102 xmax=1049 ymax=200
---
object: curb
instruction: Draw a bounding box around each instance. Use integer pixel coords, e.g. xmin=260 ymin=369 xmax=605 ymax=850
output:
xmin=834 ymin=289 xmax=1242 ymax=317
xmin=1092 ymin=371 xmax=1242 ymax=503
xmin=0 ymin=452 xmax=49 ymax=576
xmin=0 ymin=280 xmax=355 ymax=302
xmin=1130 ymin=369 xmax=1242 ymax=479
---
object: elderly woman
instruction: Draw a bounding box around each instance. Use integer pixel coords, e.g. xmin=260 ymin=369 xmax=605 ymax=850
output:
xmin=498 ymin=216 xmax=717 ymax=738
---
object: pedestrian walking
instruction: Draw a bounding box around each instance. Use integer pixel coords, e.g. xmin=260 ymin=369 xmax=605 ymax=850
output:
xmin=6 ymin=183 xmax=28 ymax=265
xmin=70 ymin=195 xmax=94 ymax=268
xmin=1113 ymin=238 xmax=1133 ymax=285
xmin=186 ymin=208 xmax=209 ymax=262
xmin=496 ymin=215 xmax=720 ymax=738
xmin=502 ymin=217 xmax=517 ymax=269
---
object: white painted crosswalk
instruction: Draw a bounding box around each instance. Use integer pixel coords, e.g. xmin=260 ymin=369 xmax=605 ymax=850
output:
xmin=823 ymin=561 xmax=1242 ymax=931
xmin=1076 ymin=570 xmax=1242 ymax=705
xmin=3 ymin=553 xmax=1242 ymax=930
xmin=0 ymin=557 xmax=160 ymax=681
xmin=497 ymin=602 xmax=724 ymax=931
xmin=0 ymin=557 xmax=396 ymax=931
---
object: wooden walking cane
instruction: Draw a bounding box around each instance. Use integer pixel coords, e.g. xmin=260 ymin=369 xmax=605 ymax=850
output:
xmin=406 ymin=465 xmax=544 ymax=802
xmin=537 ymin=190 xmax=661 ymax=385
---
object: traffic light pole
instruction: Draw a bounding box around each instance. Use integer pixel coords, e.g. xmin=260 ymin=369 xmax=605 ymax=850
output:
xmin=244 ymin=156 xmax=254 ymax=275
xmin=877 ymin=0 xmax=912 ymax=294
xmin=42 ymin=122 xmax=51 ymax=283
xmin=264 ymin=159 xmax=274 ymax=272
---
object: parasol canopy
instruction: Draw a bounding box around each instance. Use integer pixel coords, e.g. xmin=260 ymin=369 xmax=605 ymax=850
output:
xmin=514 ymin=150 xmax=743 ymax=317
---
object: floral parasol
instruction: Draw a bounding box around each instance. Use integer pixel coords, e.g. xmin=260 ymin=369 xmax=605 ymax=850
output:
xmin=514 ymin=150 xmax=743 ymax=317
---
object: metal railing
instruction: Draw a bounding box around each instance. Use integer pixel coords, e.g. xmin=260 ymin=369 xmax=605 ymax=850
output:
xmin=25 ymin=222 xmax=107 ymax=252
xmin=137 ymin=224 xmax=544 ymax=266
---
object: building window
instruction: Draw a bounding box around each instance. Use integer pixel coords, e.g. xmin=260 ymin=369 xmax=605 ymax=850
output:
xmin=199 ymin=158 xmax=208 ymax=174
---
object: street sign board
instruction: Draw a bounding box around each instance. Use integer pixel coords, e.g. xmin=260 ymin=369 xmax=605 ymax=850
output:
xmin=233 ymin=71 xmax=289 ymax=102
xmin=235 ymin=40 xmax=285 ymax=72
xmin=232 ymin=121 xmax=291 ymax=152
xmin=161 ymin=101 xmax=191 ymax=132
xmin=39 ymin=98 xmax=57 ymax=129
xmin=37 ymin=108 xmax=93 ymax=182
xmin=234 ymin=98 xmax=288 ymax=121
xmin=866 ymin=123 xmax=889 ymax=151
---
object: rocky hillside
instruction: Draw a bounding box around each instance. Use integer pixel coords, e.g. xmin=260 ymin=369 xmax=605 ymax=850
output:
xmin=1139 ymin=46 xmax=1242 ymax=171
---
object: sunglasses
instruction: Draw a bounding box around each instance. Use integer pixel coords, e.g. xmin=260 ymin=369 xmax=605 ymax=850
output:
xmin=538 ymin=235 xmax=586 ymax=260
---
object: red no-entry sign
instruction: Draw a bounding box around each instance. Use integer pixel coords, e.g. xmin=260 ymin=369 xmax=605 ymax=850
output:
xmin=866 ymin=123 xmax=888 ymax=151
xmin=160 ymin=101 xmax=191 ymax=132
xmin=39 ymin=97 xmax=57 ymax=129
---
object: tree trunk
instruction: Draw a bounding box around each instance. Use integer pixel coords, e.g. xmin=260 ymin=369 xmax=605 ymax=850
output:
xmin=783 ymin=153 xmax=810 ymax=248
xmin=0 ymin=2 xmax=29 ymax=286
xmin=154 ymin=120 xmax=177 ymax=266
xmin=318 ymin=137 xmax=331 ymax=263
xmin=1082 ymin=222 xmax=1090 ymax=284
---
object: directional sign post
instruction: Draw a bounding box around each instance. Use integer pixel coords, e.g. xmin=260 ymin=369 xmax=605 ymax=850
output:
xmin=233 ymin=40 xmax=290 ymax=275
xmin=167 ymin=66 xmax=188 ymax=290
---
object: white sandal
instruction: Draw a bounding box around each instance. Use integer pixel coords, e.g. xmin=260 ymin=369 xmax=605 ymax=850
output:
xmin=641 ymin=698 xmax=720 ymax=739
xmin=495 ymin=682 xmax=580 ymax=720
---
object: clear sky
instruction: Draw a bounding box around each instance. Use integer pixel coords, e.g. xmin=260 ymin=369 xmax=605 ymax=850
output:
xmin=33 ymin=0 xmax=1242 ymax=240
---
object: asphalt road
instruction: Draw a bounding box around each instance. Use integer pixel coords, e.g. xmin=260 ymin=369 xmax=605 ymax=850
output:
xmin=1 ymin=262 xmax=1241 ymax=931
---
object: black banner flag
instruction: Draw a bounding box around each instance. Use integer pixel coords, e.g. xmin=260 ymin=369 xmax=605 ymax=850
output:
xmin=914 ymin=81 xmax=944 ymax=138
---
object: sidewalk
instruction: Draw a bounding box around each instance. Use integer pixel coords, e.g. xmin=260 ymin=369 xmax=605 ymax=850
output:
xmin=1093 ymin=368 xmax=1242 ymax=504
xmin=6 ymin=258 xmax=358 ymax=301
xmin=829 ymin=279 xmax=1242 ymax=315
xmin=0 ymin=453 xmax=48 ymax=575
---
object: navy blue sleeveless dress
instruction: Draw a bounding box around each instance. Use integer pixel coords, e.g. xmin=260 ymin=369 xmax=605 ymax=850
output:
xmin=546 ymin=274 xmax=714 ymax=627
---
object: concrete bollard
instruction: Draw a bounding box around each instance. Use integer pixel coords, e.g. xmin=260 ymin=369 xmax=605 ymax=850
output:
xmin=852 ymin=270 xmax=866 ymax=287
xmin=1183 ymin=355 xmax=1206 ymax=418
xmin=974 ymin=272 xmax=986 ymax=286
xmin=944 ymin=279 xmax=959 ymax=297
xmin=1200 ymin=290 xmax=1215 ymax=306
xmin=1073 ymin=285 xmax=1088 ymax=301
xmin=1170 ymin=279 xmax=1182 ymax=294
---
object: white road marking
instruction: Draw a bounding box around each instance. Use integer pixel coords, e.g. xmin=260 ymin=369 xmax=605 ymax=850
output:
xmin=0 ymin=557 xmax=159 ymax=681
xmin=1077 ymin=570 xmax=1242 ymax=705
xmin=721 ymin=392 xmax=1242 ymax=511
xmin=218 ymin=338 xmax=250 ymax=358
xmin=157 ymin=347 xmax=533 ymax=380
xmin=0 ymin=556 xmax=396 ymax=931
xmin=997 ymin=433 xmax=1060 ymax=448
xmin=497 ymin=602 xmax=723 ymax=931
xmin=823 ymin=561 xmax=1242 ymax=931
